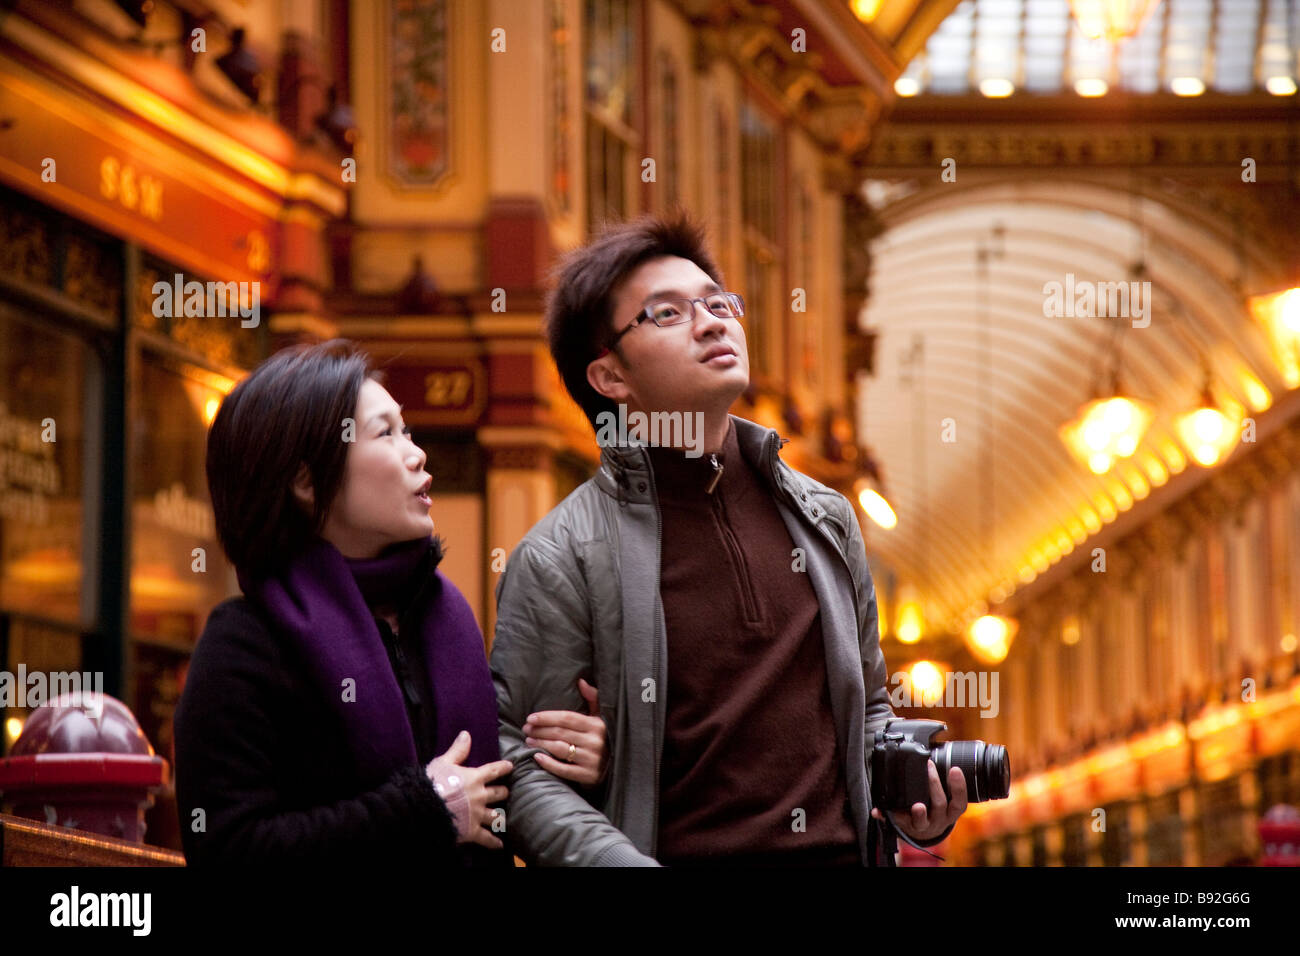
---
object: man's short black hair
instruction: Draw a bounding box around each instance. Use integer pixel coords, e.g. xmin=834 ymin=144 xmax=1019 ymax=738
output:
xmin=544 ymin=210 xmax=724 ymax=429
xmin=206 ymin=339 xmax=379 ymax=576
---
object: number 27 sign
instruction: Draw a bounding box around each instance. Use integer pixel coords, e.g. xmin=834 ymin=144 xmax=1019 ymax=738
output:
xmin=382 ymin=361 xmax=485 ymax=426
xmin=425 ymin=369 xmax=472 ymax=407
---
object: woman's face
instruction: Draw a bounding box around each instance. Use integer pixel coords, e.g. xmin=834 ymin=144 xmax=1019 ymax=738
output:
xmin=315 ymin=379 xmax=433 ymax=558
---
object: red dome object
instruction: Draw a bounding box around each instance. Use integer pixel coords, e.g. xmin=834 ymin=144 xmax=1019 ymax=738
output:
xmin=0 ymin=693 xmax=168 ymax=844
xmin=1258 ymin=803 xmax=1300 ymax=866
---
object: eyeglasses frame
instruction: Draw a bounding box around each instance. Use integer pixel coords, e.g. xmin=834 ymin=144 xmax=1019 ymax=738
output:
xmin=599 ymin=291 xmax=746 ymax=357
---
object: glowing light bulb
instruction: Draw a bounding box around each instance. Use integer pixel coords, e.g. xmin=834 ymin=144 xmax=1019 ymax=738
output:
xmin=897 ymin=601 xmax=924 ymax=644
xmin=858 ymin=487 xmax=898 ymax=529
xmin=980 ymin=78 xmax=1014 ymax=98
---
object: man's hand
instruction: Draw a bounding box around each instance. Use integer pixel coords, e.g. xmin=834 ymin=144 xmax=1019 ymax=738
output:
xmin=871 ymin=760 xmax=967 ymax=844
xmin=521 ymin=678 xmax=609 ymax=787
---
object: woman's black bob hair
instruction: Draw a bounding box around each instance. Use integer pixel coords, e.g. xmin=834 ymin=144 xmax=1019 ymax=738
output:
xmin=206 ymin=339 xmax=380 ymax=577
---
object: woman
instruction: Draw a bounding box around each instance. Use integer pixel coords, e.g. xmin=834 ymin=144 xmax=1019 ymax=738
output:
xmin=174 ymin=340 xmax=607 ymax=865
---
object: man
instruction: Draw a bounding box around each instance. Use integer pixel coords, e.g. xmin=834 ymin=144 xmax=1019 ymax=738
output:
xmin=490 ymin=211 xmax=965 ymax=866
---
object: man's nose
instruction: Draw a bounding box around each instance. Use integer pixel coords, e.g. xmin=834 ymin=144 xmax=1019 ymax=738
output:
xmin=691 ymin=301 xmax=728 ymax=338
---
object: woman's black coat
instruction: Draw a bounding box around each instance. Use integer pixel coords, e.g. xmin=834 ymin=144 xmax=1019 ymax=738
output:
xmin=174 ymin=593 xmax=506 ymax=866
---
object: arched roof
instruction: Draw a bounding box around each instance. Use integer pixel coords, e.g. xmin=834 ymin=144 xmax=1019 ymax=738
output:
xmin=858 ymin=175 xmax=1289 ymax=628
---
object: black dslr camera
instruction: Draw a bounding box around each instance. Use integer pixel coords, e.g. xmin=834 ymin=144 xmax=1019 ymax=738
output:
xmin=870 ymin=718 xmax=1011 ymax=812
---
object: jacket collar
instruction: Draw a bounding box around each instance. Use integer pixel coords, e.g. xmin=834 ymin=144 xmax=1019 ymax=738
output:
xmin=595 ymin=414 xmax=803 ymax=511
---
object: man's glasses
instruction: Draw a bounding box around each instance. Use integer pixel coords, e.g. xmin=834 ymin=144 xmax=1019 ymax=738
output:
xmin=601 ymin=291 xmax=745 ymax=354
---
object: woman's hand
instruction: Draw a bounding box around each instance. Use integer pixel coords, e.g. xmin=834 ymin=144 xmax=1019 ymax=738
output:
xmin=521 ymin=678 xmax=608 ymax=787
xmin=425 ymin=731 xmax=513 ymax=849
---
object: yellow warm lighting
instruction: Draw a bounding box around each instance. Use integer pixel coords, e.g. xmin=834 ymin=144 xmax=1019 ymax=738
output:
xmin=894 ymin=77 xmax=921 ymax=97
xmin=1087 ymin=744 xmax=1131 ymax=774
xmin=1097 ymin=496 xmax=1117 ymax=522
xmin=979 ymin=78 xmax=1015 ymax=98
xmin=1137 ymin=450 xmax=1169 ymax=487
xmin=1266 ymin=76 xmax=1297 ymax=96
xmin=1117 ymin=462 xmax=1149 ymax=500
xmin=1281 ymin=633 xmax=1297 ymax=653
xmin=183 ymin=376 xmax=231 ymax=430
xmin=1188 ymin=705 xmax=1243 ymax=740
xmin=1175 ymin=400 xmax=1240 ymax=468
xmin=908 ymin=661 xmax=945 ymax=703
xmin=967 ymin=614 xmax=1017 ymax=664
xmin=5 ymin=716 xmax=23 ymax=741
xmin=1075 ymin=78 xmax=1108 ymax=97
xmin=1081 ymin=507 xmax=1101 ymax=534
xmin=1061 ymin=616 xmax=1081 ymax=646
xmin=858 ymin=487 xmax=898 ymax=529
xmin=1060 ymin=396 xmax=1153 ymax=474
xmin=1107 ymin=478 xmax=1134 ymax=512
xmin=1171 ymin=77 xmax=1206 ymax=96
xmin=1067 ymin=519 xmax=1087 ymax=543
xmin=1249 ymin=287 xmax=1300 ymax=387
xmin=1152 ymin=434 xmax=1187 ymax=474
xmin=7 ymin=552 xmax=81 ymax=586
xmin=850 ymin=0 xmax=884 ymax=21
xmin=1068 ymin=0 xmax=1159 ymax=41
xmin=1022 ymin=774 xmax=1048 ymax=798
xmin=1237 ymin=369 xmax=1272 ymax=412
xmin=897 ymin=601 xmax=924 ymax=644
xmin=1018 ymin=565 xmax=1036 ymax=584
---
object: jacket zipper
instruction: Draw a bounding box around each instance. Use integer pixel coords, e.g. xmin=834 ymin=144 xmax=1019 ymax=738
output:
xmin=624 ymin=430 xmax=865 ymax=859
xmin=707 ymin=468 xmax=760 ymax=622
xmin=705 ymin=452 xmax=724 ymax=493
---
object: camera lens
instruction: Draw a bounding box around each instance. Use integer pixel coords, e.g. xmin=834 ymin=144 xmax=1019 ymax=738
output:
xmin=934 ymin=740 xmax=1011 ymax=802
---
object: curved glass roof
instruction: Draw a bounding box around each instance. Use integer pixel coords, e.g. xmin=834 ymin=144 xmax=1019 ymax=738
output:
xmin=894 ymin=0 xmax=1300 ymax=97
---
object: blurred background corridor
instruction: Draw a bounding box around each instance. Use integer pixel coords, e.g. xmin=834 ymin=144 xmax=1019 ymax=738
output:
xmin=0 ymin=0 xmax=1297 ymax=865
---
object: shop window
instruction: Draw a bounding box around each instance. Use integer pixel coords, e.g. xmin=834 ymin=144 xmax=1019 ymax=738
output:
xmin=584 ymin=0 xmax=638 ymax=230
xmin=549 ymin=0 xmax=573 ymax=215
xmin=658 ymin=52 xmax=679 ymax=209
xmin=1145 ymin=791 xmax=1184 ymax=866
xmin=1100 ymin=800 xmax=1132 ymax=866
xmin=714 ymin=103 xmax=732 ymax=268
xmin=1061 ymin=812 xmax=1088 ymax=865
xmin=0 ymin=312 xmax=93 ymax=626
xmin=128 ymin=353 xmax=236 ymax=649
xmin=1031 ymin=825 xmax=1048 ymax=866
xmin=1197 ymin=777 xmax=1247 ymax=865
xmin=740 ymin=99 xmax=780 ymax=379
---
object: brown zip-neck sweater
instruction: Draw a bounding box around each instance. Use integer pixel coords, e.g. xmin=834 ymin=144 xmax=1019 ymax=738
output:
xmin=647 ymin=418 xmax=859 ymax=866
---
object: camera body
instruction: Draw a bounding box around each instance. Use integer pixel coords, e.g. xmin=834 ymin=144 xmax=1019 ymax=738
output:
xmin=870 ymin=717 xmax=1011 ymax=813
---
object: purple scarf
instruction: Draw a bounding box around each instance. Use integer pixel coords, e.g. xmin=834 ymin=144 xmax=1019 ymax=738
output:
xmin=237 ymin=536 xmax=500 ymax=784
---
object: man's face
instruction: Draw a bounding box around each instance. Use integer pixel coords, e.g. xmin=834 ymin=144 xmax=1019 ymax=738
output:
xmin=588 ymin=255 xmax=750 ymax=415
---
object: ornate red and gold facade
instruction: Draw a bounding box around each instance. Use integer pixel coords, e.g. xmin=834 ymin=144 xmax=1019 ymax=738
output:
xmin=0 ymin=0 xmax=345 ymax=848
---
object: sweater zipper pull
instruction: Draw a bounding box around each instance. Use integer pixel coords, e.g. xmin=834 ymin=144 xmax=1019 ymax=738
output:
xmin=706 ymin=453 xmax=723 ymax=494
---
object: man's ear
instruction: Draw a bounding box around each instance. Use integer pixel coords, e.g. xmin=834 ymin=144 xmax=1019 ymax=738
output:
xmin=587 ymin=351 xmax=631 ymax=404
xmin=291 ymin=463 xmax=314 ymax=511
